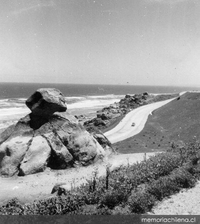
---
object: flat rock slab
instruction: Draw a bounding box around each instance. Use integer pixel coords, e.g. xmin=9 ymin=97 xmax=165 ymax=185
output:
xmin=19 ymin=136 xmax=51 ymax=176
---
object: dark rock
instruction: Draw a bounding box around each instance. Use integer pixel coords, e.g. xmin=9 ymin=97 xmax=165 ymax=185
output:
xmin=97 ymin=113 xmax=110 ymax=120
xmin=43 ymin=132 xmax=73 ymax=169
xmin=51 ymin=183 xmax=81 ymax=196
xmin=51 ymin=182 xmax=67 ymax=194
xmin=75 ymin=115 xmax=88 ymax=123
xmin=93 ymin=133 xmax=112 ymax=149
xmin=143 ymin=92 xmax=149 ymax=96
xmin=86 ymin=118 xmax=107 ymax=127
xmin=125 ymin=94 xmax=132 ymax=99
xmin=26 ymin=88 xmax=67 ymax=118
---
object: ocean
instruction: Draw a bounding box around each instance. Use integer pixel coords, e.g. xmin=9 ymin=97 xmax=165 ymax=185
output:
xmin=0 ymin=82 xmax=198 ymax=130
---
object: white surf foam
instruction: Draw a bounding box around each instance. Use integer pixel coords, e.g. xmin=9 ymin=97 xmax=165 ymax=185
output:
xmin=67 ymin=98 xmax=120 ymax=109
xmin=0 ymin=95 xmax=123 ymax=130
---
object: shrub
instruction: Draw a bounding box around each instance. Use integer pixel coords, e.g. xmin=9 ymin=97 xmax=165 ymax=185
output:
xmin=111 ymin=205 xmax=131 ymax=215
xmin=22 ymin=195 xmax=85 ymax=215
xmin=1 ymin=141 xmax=200 ymax=215
xmin=113 ymin=152 xmax=182 ymax=187
xmin=169 ymin=141 xmax=200 ymax=165
xmin=147 ymin=167 xmax=196 ymax=201
xmin=170 ymin=167 xmax=196 ymax=189
xmin=75 ymin=204 xmax=98 ymax=215
xmin=0 ymin=198 xmax=24 ymax=215
xmin=99 ymin=189 xmax=129 ymax=209
xmin=128 ymin=191 xmax=156 ymax=214
xmin=147 ymin=177 xmax=180 ymax=201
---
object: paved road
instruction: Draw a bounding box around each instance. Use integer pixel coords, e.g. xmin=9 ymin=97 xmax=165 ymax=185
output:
xmin=104 ymin=98 xmax=175 ymax=144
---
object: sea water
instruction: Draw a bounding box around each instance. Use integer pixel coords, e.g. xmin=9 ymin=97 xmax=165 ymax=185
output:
xmin=0 ymin=82 xmax=198 ymax=130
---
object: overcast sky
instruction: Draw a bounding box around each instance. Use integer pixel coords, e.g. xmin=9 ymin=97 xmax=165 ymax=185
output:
xmin=0 ymin=0 xmax=200 ymax=86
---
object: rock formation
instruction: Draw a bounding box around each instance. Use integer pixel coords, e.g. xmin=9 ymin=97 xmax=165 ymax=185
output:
xmin=84 ymin=92 xmax=178 ymax=132
xmin=0 ymin=88 xmax=112 ymax=177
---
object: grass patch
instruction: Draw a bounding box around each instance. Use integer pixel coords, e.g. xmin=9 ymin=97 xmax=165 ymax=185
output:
xmin=1 ymin=141 xmax=200 ymax=215
xmin=114 ymin=93 xmax=200 ymax=153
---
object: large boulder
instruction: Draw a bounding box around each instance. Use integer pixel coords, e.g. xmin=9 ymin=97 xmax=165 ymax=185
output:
xmin=51 ymin=183 xmax=69 ymax=195
xmin=0 ymin=136 xmax=32 ymax=176
xmin=19 ymin=135 xmax=52 ymax=176
xmin=26 ymin=88 xmax=67 ymax=118
xmin=0 ymin=88 xmax=112 ymax=177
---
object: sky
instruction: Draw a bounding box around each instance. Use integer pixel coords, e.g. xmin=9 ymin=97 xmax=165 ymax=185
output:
xmin=0 ymin=0 xmax=200 ymax=86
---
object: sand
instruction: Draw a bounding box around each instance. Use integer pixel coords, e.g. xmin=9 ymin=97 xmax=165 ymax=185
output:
xmin=0 ymin=152 xmax=156 ymax=204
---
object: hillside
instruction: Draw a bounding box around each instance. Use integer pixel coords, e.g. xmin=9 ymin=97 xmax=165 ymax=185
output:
xmin=84 ymin=93 xmax=178 ymax=133
xmin=114 ymin=92 xmax=200 ymax=153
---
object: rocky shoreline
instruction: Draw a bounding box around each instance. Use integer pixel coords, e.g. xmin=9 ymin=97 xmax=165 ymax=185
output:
xmin=82 ymin=92 xmax=178 ymax=134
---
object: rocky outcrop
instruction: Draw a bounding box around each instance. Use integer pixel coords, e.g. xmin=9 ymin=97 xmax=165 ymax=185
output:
xmin=119 ymin=93 xmax=149 ymax=109
xmin=84 ymin=93 xmax=150 ymax=132
xmin=51 ymin=183 xmax=71 ymax=196
xmin=84 ymin=92 xmax=178 ymax=132
xmin=0 ymin=88 xmax=112 ymax=177
xmin=26 ymin=88 xmax=67 ymax=117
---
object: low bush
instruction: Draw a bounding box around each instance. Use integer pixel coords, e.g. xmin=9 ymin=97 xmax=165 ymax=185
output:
xmin=169 ymin=141 xmax=200 ymax=165
xmin=170 ymin=167 xmax=196 ymax=188
xmin=147 ymin=177 xmax=179 ymax=201
xmin=0 ymin=195 xmax=86 ymax=215
xmin=147 ymin=167 xmax=196 ymax=201
xmin=128 ymin=166 xmax=196 ymax=213
xmin=0 ymin=198 xmax=24 ymax=215
xmin=0 ymin=141 xmax=200 ymax=215
xmin=110 ymin=152 xmax=182 ymax=188
xmin=98 ymin=188 xmax=129 ymax=209
xmin=128 ymin=191 xmax=156 ymax=214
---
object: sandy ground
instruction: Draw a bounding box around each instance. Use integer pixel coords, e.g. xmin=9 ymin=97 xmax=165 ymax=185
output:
xmin=104 ymin=98 xmax=175 ymax=144
xmin=0 ymin=152 xmax=155 ymax=204
xmin=149 ymin=181 xmax=200 ymax=215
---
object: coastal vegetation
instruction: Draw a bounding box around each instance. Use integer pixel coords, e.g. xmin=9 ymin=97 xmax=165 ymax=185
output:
xmin=1 ymin=91 xmax=200 ymax=215
xmin=1 ymin=141 xmax=200 ymax=215
xmin=115 ymin=92 xmax=200 ymax=153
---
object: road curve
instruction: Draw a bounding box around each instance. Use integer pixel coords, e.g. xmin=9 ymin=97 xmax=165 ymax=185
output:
xmin=104 ymin=98 xmax=175 ymax=144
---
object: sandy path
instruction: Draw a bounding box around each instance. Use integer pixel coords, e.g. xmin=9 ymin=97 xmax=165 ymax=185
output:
xmin=0 ymin=152 xmax=155 ymax=204
xmin=104 ymin=98 xmax=175 ymax=144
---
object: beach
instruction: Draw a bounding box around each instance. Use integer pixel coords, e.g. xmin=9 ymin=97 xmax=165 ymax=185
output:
xmin=0 ymin=83 xmax=195 ymax=131
xmin=0 ymin=95 xmax=123 ymax=131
